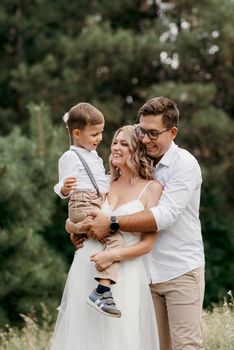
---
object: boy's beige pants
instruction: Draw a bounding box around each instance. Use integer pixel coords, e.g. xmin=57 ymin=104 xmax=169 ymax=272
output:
xmin=150 ymin=267 xmax=205 ymax=350
xmin=69 ymin=191 xmax=124 ymax=284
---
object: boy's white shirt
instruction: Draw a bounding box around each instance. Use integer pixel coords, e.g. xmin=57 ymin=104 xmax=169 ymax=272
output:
xmin=145 ymin=141 xmax=205 ymax=283
xmin=54 ymin=146 xmax=109 ymax=198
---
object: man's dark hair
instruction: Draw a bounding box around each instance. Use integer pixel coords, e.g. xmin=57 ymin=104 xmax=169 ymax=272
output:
xmin=137 ymin=96 xmax=179 ymax=129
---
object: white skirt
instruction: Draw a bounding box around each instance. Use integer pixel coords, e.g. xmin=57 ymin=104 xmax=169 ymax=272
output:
xmin=50 ymin=237 xmax=159 ymax=350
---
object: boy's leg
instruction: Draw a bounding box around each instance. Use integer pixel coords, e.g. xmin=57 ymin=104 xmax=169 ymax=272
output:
xmin=68 ymin=192 xmax=93 ymax=239
xmin=87 ymin=232 xmax=124 ymax=318
xmin=94 ymin=232 xmax=125 ymax=284
xmin=151 ymin=267 xmax=205 ymax=350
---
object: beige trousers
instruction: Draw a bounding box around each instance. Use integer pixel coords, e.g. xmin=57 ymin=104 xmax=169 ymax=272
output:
xmin=69 ymin=191 xmax=125 ymax=284
xmin=150 ymin=267 xmax=205 ymax=350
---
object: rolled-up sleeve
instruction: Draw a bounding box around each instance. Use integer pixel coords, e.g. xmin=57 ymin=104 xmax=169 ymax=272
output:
xmin=150 ymin=156 xmax=202 ymax=230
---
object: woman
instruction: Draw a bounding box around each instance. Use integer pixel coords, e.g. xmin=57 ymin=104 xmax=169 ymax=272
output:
xmin=50 ymin=125 xmax=163 ymax=350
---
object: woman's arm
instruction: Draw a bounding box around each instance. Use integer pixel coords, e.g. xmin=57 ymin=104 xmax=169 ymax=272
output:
xmin=90 ymin=232 xmax=156 ymax=270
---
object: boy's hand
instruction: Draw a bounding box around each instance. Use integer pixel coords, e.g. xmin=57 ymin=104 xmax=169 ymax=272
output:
xmin=61 ymin=176 xmax=78 ymax=196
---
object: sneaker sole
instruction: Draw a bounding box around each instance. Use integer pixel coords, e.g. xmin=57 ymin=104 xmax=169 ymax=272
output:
xmin=87 ymin=299 xmax=121 ymax=318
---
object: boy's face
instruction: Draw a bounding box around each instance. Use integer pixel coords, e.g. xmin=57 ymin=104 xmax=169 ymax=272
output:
xmin=73 ymin=122 xmax=104 ymax=151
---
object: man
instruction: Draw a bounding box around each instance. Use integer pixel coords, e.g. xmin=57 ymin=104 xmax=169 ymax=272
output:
xmin=68 ymin=96 xmax=205 ymax=350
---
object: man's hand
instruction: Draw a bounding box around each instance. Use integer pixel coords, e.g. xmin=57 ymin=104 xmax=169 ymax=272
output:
xmin=61 ymin=176 xmax=77 ymax=196
xmin=86 ymin=209 xmax=110 ymax=240
xmin=65 ymin=211 xmax=110 ymax=242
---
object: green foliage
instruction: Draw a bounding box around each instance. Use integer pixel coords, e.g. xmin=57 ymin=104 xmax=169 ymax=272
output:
xmin=0 ymin=0 xmax=234 ymax=323
xmin=0 ymin=104 xmax=69 ymax=326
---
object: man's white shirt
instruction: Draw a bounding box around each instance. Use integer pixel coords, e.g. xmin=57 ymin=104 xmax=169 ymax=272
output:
xmin=146 ymin=141 xmax=205 ymax=283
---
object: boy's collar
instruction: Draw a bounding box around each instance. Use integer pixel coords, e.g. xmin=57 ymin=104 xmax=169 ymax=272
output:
xmin=70 ymin=145 xmax=97 ymax=154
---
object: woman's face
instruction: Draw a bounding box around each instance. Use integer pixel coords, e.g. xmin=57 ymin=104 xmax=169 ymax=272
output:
xmin=111 ymin=130 xmax=131 ymax=167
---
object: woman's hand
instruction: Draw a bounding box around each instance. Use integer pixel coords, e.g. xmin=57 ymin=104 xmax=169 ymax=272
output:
xmin=65 ymin=217 xmax=93 ymax=235
xmin=66 ymin=218 xmax=79 ymax=234
xmin=65 ymin=218 xmax=90 ymax=249
xmin=70 ymin=233 xmax=86 ymax=249
xmin=90 ymin=250 xmax=116 ymax=271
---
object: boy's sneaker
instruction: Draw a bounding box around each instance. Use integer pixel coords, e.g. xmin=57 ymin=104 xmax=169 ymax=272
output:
xmin=87 ymin=290 xmax=122 ymax=318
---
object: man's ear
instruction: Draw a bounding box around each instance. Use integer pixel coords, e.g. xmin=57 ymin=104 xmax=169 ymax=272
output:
xmin=171 ymin=127 xmax=178 ymax=140
xmin=72 ymin=129 xmax=80 ymax=139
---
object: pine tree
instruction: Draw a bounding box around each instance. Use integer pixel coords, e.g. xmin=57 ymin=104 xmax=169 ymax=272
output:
xmin=0 ymin=103 xmax=70 ymax=325
xmin=0 ymin=0 xmax=233 ymax=311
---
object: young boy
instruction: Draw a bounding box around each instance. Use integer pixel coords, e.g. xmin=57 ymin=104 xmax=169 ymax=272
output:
xmin=54 ymin=102 xmax=124 ymax=318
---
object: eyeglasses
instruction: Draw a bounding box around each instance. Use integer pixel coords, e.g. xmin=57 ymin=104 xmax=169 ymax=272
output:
xmin=135 ymin=126 xmax=171 ymax=140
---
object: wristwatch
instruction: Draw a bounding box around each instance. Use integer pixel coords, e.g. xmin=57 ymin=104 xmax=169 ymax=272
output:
xmin=110 ymin=216 xmax=120 ymax=233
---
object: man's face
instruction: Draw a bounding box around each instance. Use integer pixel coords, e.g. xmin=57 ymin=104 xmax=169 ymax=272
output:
xmin=138 ymin=114 xmax=178 ymax=159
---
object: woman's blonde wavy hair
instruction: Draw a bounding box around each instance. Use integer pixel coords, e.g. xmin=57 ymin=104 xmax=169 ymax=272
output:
xmin=109 ymin=125 xmax=154 ymax=183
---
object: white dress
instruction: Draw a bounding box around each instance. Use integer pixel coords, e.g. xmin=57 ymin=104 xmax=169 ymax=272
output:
xmin=50 ymin=190 xmax=159 ymax=350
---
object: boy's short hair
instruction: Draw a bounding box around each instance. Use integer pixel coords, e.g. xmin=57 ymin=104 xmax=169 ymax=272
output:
xmin=137 ymin=96 xmax=179 ymax=129
xmin=67 ymin=102 xmax=104 ymax=133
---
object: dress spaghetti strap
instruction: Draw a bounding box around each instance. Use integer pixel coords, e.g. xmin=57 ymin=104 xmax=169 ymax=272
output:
xmin=137 ymin=181 xmax=153 ymax=200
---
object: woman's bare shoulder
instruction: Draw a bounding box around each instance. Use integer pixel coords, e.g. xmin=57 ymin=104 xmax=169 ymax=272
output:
xmin=142 ymin=180 xmax=163 ymax=208
xmin=147 ymin=180 xmax=163 ymax=193
xmin=143 ymin=180 xmax=163 ymax=208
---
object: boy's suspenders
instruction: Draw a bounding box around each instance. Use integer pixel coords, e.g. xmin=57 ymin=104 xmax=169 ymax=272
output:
xmin=71 ymin=149 xmax=100 ymax=195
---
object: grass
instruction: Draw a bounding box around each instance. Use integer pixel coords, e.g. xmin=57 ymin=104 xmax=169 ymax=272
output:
xmin=0 ymin=305 xmax=53 ymax=350
xmin=203 ymin=292 xmax=234 ymax=350
xmin=0 ymin=299 xmax=233 ymax=350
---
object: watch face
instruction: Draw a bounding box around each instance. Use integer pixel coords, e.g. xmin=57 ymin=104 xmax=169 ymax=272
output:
xmin=110 ymin=222 xmax=119 ymax=231
xmin=110 ymin=216 xmax=120 ymax=231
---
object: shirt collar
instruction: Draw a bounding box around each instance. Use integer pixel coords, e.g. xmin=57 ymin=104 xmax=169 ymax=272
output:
xmin=70 ymin=145 xmax=98 ymax=156
xmin=157 ymin=141 xmax=178 ymax=167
